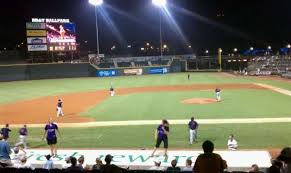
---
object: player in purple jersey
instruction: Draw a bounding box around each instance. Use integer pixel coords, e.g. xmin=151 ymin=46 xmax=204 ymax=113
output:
xmin=15 ymin=125 xmax=28 ymax=149
xmin=188 ymin=117 xmax=198 ymax=144
xmin=151 ymin=119 xmax=170 ymax=157
xmin=1 ymin=124 xmax=11 ymax=140
xmin=42 ymin=118 xmax=61 ymax=157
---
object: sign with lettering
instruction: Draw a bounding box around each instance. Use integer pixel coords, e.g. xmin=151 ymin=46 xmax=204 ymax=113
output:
xmin=19 ymin=149 xmax=271 ymax=169
xmin=27 ymin=37 xmax=47 ymax=44
xmin=27 ymin=30 xmax=47 ymax=37
xmin=27 ymin=45 xmax=48 ymax=51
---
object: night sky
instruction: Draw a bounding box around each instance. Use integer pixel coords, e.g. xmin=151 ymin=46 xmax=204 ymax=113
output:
xmin=1 ymin=0 xmax=291 ymax=54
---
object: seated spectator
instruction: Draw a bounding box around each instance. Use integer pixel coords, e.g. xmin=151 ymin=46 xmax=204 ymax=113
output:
xmin=66 ymin=157 xmax=83 ymax=172
xmin=149 ymin=160 xmax=165 ymax=171
xmin=182 ymin=159 xmax=192 ymax=172
xmin=92 ymin=158 xmax=103 ymax=170
xmin=63 ymin=156 xmax=72 ymax=169
xmin=78 ymin=155 xmax=85 ymax=170
xmin=0 ymin=134 xmax=12 ymax=167
xmin=227 ymin=134 xmax=238 ymax=150
xmin=166 ymin=159 xmax=181 ymax=172
xmin=248 ymin=164 xmax=260 ymax=173
xmin=266 ymin=160 xmax=282 ymax=173
xmin=100 ymin=154 xmax=126 ymax=173
xmin=17 ymin=156 xmax=34 ymax=170
xmin=43 ymin=154 xmax=54 ymax=170
xmin=277 ymin=147 xmax=291 ymax=173
xmin=193 ymin=140 xmax=227 ymax=173
xmin=11 ymin=146 xmax=26 ymax=167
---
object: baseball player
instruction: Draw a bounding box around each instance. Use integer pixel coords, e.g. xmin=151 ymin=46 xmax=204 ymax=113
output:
xmin=15 ymin=125 xmax=28 ymax=149
xmin=151 ymin=119 xmax=170 ymax=157
xmin=109 ymin=86 xmax=115 ymax=97
xmin=1 ymin=124 xmax=11 ymax=140
xmin=187 ymin=74 xmax=190 ymax=80
xmin=188 ymin=117 xmax=198 ymax=144
xmin=215 ymin=87 xmax=221 ymax=101
xmin=56 ymin=99 xmax=64 ymax=117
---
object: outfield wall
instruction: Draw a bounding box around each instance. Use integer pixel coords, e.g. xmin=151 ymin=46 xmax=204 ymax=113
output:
xmin=0 ymin=63 xmax=96 ymax=82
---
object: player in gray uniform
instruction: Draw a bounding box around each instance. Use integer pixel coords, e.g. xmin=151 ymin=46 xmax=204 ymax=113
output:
xmin=215 ymin=88 xmax=221 ymax=101
xmin=56 ymin=99 xmax=64 ymax=117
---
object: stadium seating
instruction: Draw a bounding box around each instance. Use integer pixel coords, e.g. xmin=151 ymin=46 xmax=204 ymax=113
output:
xmin=0 ymin=168 xmax=262 ymax=173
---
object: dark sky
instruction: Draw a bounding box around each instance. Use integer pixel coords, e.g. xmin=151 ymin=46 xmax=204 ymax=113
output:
xmin=0 ymin=0 xmax=291 ymax=53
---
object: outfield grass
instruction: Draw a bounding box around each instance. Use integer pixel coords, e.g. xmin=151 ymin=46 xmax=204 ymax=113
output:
xmin=7 ymin=123 xmax=291 ymax=149
xmin=83 ymin=90 xmax=291 ymax=120
xmin=0 ymin=73 xmax=251 ymax=104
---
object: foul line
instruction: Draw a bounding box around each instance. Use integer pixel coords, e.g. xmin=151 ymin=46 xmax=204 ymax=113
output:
xmin=255 ymin=83 xmax=291 ymax=96
xmin=9 ymin=117 xmax=291 ymax=128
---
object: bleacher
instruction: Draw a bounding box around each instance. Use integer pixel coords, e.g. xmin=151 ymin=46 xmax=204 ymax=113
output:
xmin=135 ymin=61 xmax=149 ymax=67
xmin=97 ymin=62 xmax=115 ymax=69
xmin=117 ymin=62 xmax=132 ymax=68
xmin=151 ymin=60 xmax=169 ymax=66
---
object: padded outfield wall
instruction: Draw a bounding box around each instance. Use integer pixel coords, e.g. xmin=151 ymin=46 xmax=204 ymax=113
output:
xmin=0 ymin=63 xmax=96 ymax=82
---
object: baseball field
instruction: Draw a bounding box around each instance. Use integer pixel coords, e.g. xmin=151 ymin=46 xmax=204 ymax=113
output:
xmin=0 ymin=72 xmax=291 ymax=153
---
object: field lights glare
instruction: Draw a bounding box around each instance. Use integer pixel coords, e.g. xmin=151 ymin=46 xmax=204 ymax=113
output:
xmin=89 ymin=0 xmax=103 ymax=6
xmin=152 ymin=0 xmax=167 ymax=7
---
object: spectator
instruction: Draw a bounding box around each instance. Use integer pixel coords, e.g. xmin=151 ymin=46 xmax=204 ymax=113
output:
xmin=149 ymin=160 xmax=165 ymax=171
xmin=166 ymin=159 xmax=181 ymax=172
xmin=1 ymin=124 xmax=11 ymax=140
xmin=227 ymin=134 xmax=238 ymax=151
xmin=277 ymin=147 xmax=291 ymax=173
xmin=100 ymin=154 xmax=126 ymax=173
xmin=78 ymin=155 xmax=85 ymax=170
xmin=63 ymin=156 xmax=72 ymax=169
xmin=0 ymin=134 xmax=12 ymax=167
xmin=266 ymin=160 xmax=282 ymax=173
xmin=182 ymin=159 xmax=193 ymax=172
xmin=11 ymin=146 xmax=26 ymax=167
xmin=43 ymin=154 xmax=54 ymax=170
xmin=17 ymin=156 xmax=34 ymax=170
xmin=92 ymin=158 xmax=103 ymax=170
xmin=66 ymin=157 xmax=83 ymax=172
xmin=248 ymin=164 xmax=259 ymax=173
xmin=193 ymin=140 xmax=227 ymax=173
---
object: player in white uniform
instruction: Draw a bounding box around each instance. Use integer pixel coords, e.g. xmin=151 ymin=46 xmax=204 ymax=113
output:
xmin=227 ymin=134 xmax=238 ymax=150
xmin=215 ymin=88 xmax=221 ymax=101
xmin=109 ymin=86 xmax=115 ymax=97
xmin=56 ymin=99 xmax=64 ymax=117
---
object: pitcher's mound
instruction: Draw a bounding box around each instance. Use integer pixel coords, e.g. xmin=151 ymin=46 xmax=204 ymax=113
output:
xmin=181 ymin=98 xmax=217 ymax=105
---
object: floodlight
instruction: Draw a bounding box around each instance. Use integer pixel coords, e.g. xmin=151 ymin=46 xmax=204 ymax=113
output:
xmin=287 ymin=44 xmax=291 ymax=49
xmin=152 ymin=0 xmax=167 ymax=7
xmin=268 ymin=46 xmax=271 ymax=50
xmin=250 ymin=47 xmax=254 ymax=51
xmin=89 ymin=0 xmax=103 ymax=6
xmin=234 ymin=48 xmax=238 ymax=52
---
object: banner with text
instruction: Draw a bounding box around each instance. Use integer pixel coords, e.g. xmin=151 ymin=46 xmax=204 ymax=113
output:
xmin=97 ymin=70 xmax=118 ymax=77
xmin=27 ymin=45 xmax=48 ymax=51
xmin=149 ymin=67 xmax=168 ymax=74
xmin=21 ymin=149 xmax=271 ymax=168
xmin=27 ymin=37 xmax=47 ymax=44
xmin=124 ymin=69 xmax=143 ymax=75
xmin=26 ymin=23 xmax=46 ymax=29
xmin=27 ymin=30 xmax=47 ymax=37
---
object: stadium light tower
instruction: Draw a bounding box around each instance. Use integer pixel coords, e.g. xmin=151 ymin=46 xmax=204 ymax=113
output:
xmin=152 ymin=0 xmax=167 ymax=58
xmin=89 ymin=0 xmax=103 ymax=56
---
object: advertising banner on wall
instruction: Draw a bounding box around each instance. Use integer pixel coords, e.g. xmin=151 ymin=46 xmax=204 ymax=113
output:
xmin=124 ymin=69 xmax=143 ymax=75
xmin=46 ymin=23 xmax=76 ymax=43
xmin=26 ymin=22 xmax=46 ymax=29
xmin=97 ymin=70 xmax=118 ymax=77
xmin=149 ymin=67 xmax=168 ymax=74
xmin=27 ymin=30 xmax=47 ymax=37
xmin=27 ymin=45 xmax=48 ymax=51
xmin=27 ymin=37 xmax=47 ymax=44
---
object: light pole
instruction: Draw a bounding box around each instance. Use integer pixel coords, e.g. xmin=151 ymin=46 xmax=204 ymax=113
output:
xmin=152 ymin=0 xmax=167 ymax=58
xmin=89 ymin=0 xmax=103 ymax=56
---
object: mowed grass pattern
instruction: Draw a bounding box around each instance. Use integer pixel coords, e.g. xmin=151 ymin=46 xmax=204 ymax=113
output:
xmin=83 ymin=90 xmax=291 ymax=120
xmin=0 ymin=73 xmax=250 ymax=104
xmin=7 ymin=123 xmax=291 ymax=149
